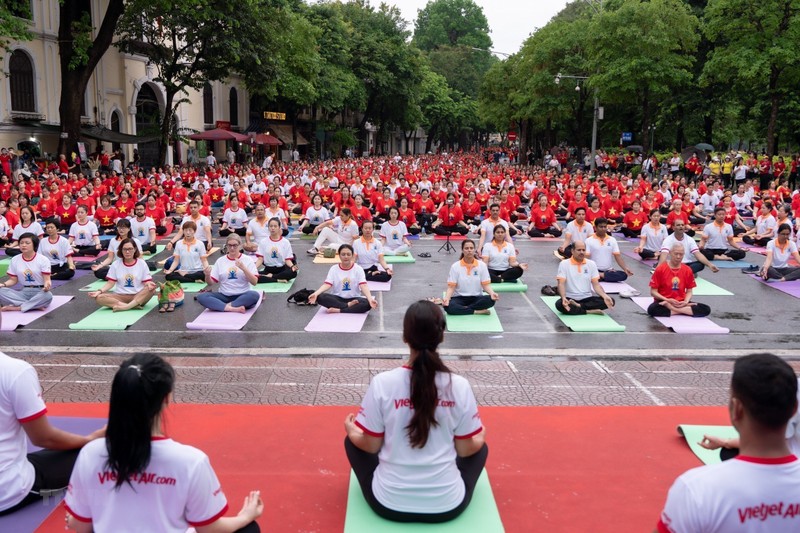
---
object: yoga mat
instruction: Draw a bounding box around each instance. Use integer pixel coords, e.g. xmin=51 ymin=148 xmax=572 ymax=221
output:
xmin=622 ymin=250 xmax=657 ymax=265
xmin=254 ymin=279 xmax=296 ymax=293
xmin=186 ymin=292 xmax=264 ymax=331
xmin=155 ymin=222 xmax=175 ymax=239
xmin=50 ymin=268 xmax=91 ymax=288
xmin=1 ymin=417 xmax=106 ymax=533
xmin=0 ymin=295 xmax=73 ymax=331
xmin=71 ymin=250 xmax=109 ymax=262
xmin=540 ymin=296 xmax=625 ymax=332
xmin=528 ymin=237 xmax=561 ymax=242
xmin=710 ymin=260 xmax=751 ymax=268
xmin=445 ymin=308 xmax=503 ymax=333
xmin=313 ymin=255 xmax=341 ymax=264
xmin=691 ymin=278 xmax=733 ymax=296
xmin=180 ymin=282 xmax=208 ymax=293
xmin=598 ymin=281 xmax=636 ymax=294
xmin=68 ymin=299 xmax=159 ymax=330
xmin=344 ymin=470 xmax=504 ymax=532
xmin=677 ymin=425 xmax=739 ymax=465
xmin=0 ymin=263 xmax=7 ymax=277
xmin=366 ymin=280 xmax=391 ymax=292
xmin=142 ymin=244 xmax=167 ymax=256
xmin=299 ymin=234 xmax=316 ymax=240
xmin=304 ymin=306 xmax=369 ymax=332
xmin=383 ymin=254 xmax=416 ymax=264
xmin=488 ymin=281 xmax=528 ymax=293
xmin=750 ymin=275 xmax=800 ymax=298
xmin=434 ymin=234 xmax=467 ymax=240
xmin=739 ymin=243 xmax=768 ymax=255
xmin=631 ymin=297 xmax=730 ymax=334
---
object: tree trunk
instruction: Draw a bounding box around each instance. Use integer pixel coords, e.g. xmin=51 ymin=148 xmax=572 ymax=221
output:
xmin=674 ymin=105 xmax=685 ymax=151
xmin=766 ymin=68 xmax=781 ymax=158
xmin=291 ymin=111 xmax=298 ymax=150
xmin=640 ymin=88 xmax=651 ymax=153
xmin=310 ymin=105 xmax=318 ymax=160
xmin=57 ymin=0 xmax=126 ymax=156
xmin=158 ymin=92 xmax=176 ymax=168
xmin=703 ymin=114 xmax=714 ymax=145
xmin=425 ymin=124 xmax=438 ymax=153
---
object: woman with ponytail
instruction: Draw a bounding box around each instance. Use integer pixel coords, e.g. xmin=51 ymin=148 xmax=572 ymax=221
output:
xmin=65 ymin=354 xmax=263 ymax=533
xmin=344 ymin=301 xmax=488 ymax=522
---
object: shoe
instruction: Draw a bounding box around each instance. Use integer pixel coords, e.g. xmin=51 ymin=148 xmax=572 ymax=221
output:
xmin=553 ymin=249 xmax=565 ymax=260
xmin=306 ymin=247 xmax=319 ymax=255
xmin=619 ymin=289 xmax=640 ymax=298
xmin=741 ymin=265 xmax=759 ymax=273
xmin=540 ymin=285 xmax=557 ymax=296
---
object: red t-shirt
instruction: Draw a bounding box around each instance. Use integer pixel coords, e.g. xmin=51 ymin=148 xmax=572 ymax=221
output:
xmin=35 ymin=198 xmax=58 ymax=220
xmin=623 ymin=210 xmax=648 ymax=231
xmin=58 ymin=203 xmax=78 ymax=226
xmin=94 ymin=206 xmax=118 ymax=228
xmin=529 ymin=205 xmax=557 ymax=230
xmin=350 ymin=205 xmax=372 ymax=227
xmin=649 ymin=262 xmax=696 ymax=302
xmin=666 ymin=210 xmax=690 ymax=229
xmin=437 ymin=205 xmax=464 ymax=225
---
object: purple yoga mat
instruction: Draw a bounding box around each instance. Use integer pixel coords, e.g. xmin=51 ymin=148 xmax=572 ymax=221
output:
xmin=72 ymin=250 xmax=108 ymax=262
xmin=186 ymin=293 xmax=263 ymax=330
xmin=304 ymin=306 xmax=369 ymax=332
xmin=631 ymin=297 xmax=729 ymax=334
xmin=739 ymin=243 xmax=768 ymax=255
xmin=0 ymin=417 xmax=106 ymax=533
xmin=749 ymin=274 xmax=800 ymax=298
xmin=0 ymin=295 xmax=74 ymax=331
xmin=366 ymin=279 xmax=391 ymax=292
xmin=50 ymin=268 xmax=91 ymax=288
xmin=622 ymin=250 xmax=657 ymax=265
xmin=599 ymin=281 xmax=636 ymax=294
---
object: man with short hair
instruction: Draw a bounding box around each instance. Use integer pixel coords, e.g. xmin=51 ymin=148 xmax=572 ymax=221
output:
xmin=169 ymin=201 xmax=212 ymax=252
xmin=656 ymin=353 xmax=800 ymax=532
xmin=555 ymin=240 xmax=615 ymax=315
xmin=648 ymin=243 xmax=711 ymax=317
xmin=128 ymin=203 xmax=157 ymax=254
xmin=556 ymin=207 xmax=594 ymax=260
xmin=698 ymin=207 xmax=747 ymax=262
xmin=584 ymin=218 xmax=633 ymax=282
xmin=307 ymin=207 xmax=359 ymax=255
xmin=659 ymin=219 xmax=719 ymax=275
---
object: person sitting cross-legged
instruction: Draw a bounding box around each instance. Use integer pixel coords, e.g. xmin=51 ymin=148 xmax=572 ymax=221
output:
xmin=0 ymin=233 xmax=53 ymax=312
xmin=584 ymin=218 xmax=633 ymax=282
xmin=554 ymin=240 xmax=615 ymax=315
xmin=698 ymin=207 xmax=747 ymax=262
xmin=88 ymin=238 xmax=157 ymax=312
xmin=647 ymin=243 xmax=711 ymax=318
xmin=308 ymin=244 xmax=376 ymax=314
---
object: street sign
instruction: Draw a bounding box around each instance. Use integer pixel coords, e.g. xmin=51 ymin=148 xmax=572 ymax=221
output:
xmin=621 ymin=132 xmax=632 ymax=142
xmin=216 ymin=120 xmax=231 ymax=130
xmin=507 ymin=131 xmax=517 ymax=142
xmin=263 ymin=111 xmax=287 ymax=121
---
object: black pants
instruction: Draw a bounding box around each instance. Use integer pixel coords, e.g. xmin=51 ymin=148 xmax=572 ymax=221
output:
xmin=434 ymin=224 xmax=468 ymax=236
xmin=528 ymin=227 xmax=562 ymax=238
xmin=555 ymin=295 xmax=612 ymax=315
xmin=639 ymin=249 xmax=658 ymax=260
xmin=317 ymin=294 xmax=371 ymax=313
xmin=417 ymin=214 xmax=436 ymax=233
xmin=165 ymin=270 xmax=205 ymax=283
xmin=74 ymin=245 xmax=101 ymax=256
xmin=647 ymin=301 xmax=711 ymax=317
xmin=407 ymin=226 xmax=421 ymax=235
xmin=444 ymin=295 xmax=494 ymax=315
xmin=620 ymin=227 xmax=641 ymax=239
xmin=742 ymin=235 xmax=770 ymax=247
xmin=344 ymin=437 xmax=488 ymax=523
xmin=686 ymin=261 xmax=705 ymax=275
xmin=700 ymin=248 xmax=746 ymax=262
xmin=219 ymin=227 xmax=247 ymax=237
xmin=364 ymin=265 xmax=391 ymax=282
xmin=141 ymin=242 xmax=157 ymax=254
xmin=0 ymin=448 xmax=80 ymax=516
xmin=488 ymin=267 xmax=523 ymax=284
xmin=50 ymin=263 xmax=75 ymax=280
xmin=5 ymin=247 xmax=21 ymax=257
xmin=257 ymin=264 xmax=297 ymax=283
xmin=302 ymin=224 xmax=319 ymax=235
xmin=766 ymin=267 xmax=800 ymax=282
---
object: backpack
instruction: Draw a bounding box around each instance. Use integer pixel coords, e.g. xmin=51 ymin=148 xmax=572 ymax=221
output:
xmin=287 ymin=288 xmax=316 ymax=305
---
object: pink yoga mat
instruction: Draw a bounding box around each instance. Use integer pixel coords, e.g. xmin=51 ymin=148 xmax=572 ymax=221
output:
xmin=0 ymin=295 xmax=74 ymax=331
xmin=599 ymin=281 xmax=636 ymax=294
xmin=622 ymin=250 xmax=657 ymax=265
xmin=186 ymin=293 xmax=263 ymax=330
xmin=631 ymin=297 xmax=729 ymax=334
xmin=739 ymin=243 xmax=768 ymax=255
xmin=304 ymin=306 xmax=369 ymax=332
xmin=433 ymin=234 xmax=467 ymax=240
xmin=366 ymin=280 xmax=391 ymax=292
xmin=72 ymin=250 xmax=108 ymax=262
xmin=749 ymin=274 xmax=800 ymax=298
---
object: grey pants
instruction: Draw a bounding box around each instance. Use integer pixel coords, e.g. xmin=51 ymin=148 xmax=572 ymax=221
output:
xmin=0 ymin=287 xmax=53 ymax=312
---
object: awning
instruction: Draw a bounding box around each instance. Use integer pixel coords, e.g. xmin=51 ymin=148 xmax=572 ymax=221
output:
xmin=244 ymin=116 xmax=270 ymax=134
xmin=268 ymin=123 xmax=309 ymax=146
xmin=79 ymin=125 xmax=160 ymax=144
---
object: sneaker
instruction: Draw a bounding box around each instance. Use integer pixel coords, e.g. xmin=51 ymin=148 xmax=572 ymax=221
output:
xmin=306 ymin=247 xmax=319 ymax=255
xmin=741 ymin=264 xmax=759 ymax=273
xmin=619 ymin=289 xmax=640 ymax=299
xmin=553 ymin=249 xmax=565 ymax=260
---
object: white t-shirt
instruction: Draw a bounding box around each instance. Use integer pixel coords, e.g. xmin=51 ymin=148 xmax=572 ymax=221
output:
xmin=304 ymin=206 xmax=330 ymax=226
xmin=479 ymin=218 xmax=509 ymax=237
xmin=0 ymin=215 xmax=9 ymax=237
xmin=585 ymin=235 xmax=620 ymax=271
xmin=703 ymin=222 xmax=734 ymax=250
xmin=256 ymin=237 xmax=294 ymax=268
xmin=447 ymin=260 xmax=491 ymax=297
xmin=661 ymin=234 xmax=699 ymax=263
xmin=564 ymin=220 xmax=594 ymax=245
xmin=38 ymin=235 xmax=73 ymax=266
xmin=106 ymin=259 xmax=152 ymax=295
xmin=246 ymin=218 xmax=270 ymax=244
xmin=265 ymin=207 xmax=288 ymax=228
xmin=755 ymin=215 xmax=777 ymax=236
xmin=12 ymin=221 xmax=44 ymax=240
xmin=0 ymin=351 xmax=46 ymax=512
xmin=69 ymin=220 xmax=99 ymax=246
xmin=556 ymin=258 xmax=600 ymax=300
xmin=107 ymin=237 xmax=142 ymax=257
xmin=7 ymin=253 xmax=51 ymax=286
xmin=658 ymin=455 xmax=800 ymax=533
xmin=355 ymin=367 xmax=483 ymax=513
xmin=641 ymin=223 xmax=669 ymax=252
xmin=767 ymin=239 xmax=799 ymax=269
xmin=332 ymin=217 xmax=360 ymax=245
xmin=481 ymin=241 xmax=516 ymax=270
xmin=173 ymin=239 xmax=207 ymax=272
xmin=65 ymin=438 xmax=229 ymax=533
xmin=129 ymin=217 xmax=156 ymax=245
xmin=324 ymin=263 xmax=367 ymax=298
xmin=222 ymin=208 xmax=248 ymax=230
xmin=353 ymin=238 xmax=384 ymax=270
xmin=733 ymin=193 xmax=750 ymax=211
xmin=209 ymin=254 xmax=257 ymax=296
xmin=181 ymin=215 xmax=212 ymax=243
xmin=379 ymin=221 xmax=408 ymax=251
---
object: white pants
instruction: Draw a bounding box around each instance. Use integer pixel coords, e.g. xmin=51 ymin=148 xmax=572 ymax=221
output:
xmin=383 ymin=245 xmax=410 ymax=255
xmin=314 ymin=227 xmax=346 ymax=251
xmin=0 ymin=287 xmax=53 ymax=312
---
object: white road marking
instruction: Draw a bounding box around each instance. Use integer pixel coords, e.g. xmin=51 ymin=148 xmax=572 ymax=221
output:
xmin=506 ymin=361 xmax=518 ymax=373
xmin=622 ymin=372 xmax=665 ymax=406
xmin=519 ymin=292 xmax=557 ymax=333
xmin=378 ymin=292 xmax=385 ymax=332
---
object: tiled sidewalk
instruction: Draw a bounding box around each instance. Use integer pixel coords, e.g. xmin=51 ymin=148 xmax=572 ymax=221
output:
xmin=20 ymin=354 xmax=798 ymax=407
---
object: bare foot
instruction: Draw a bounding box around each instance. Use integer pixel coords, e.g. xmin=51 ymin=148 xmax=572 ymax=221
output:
xmin=474 ymin=309 xmax=491 ymax=315
xmin=347 ymin=300 xmax=360 ymax=307
xmin=427 ymin=297 xmax=444 ymax=305
xmin=325 ymin=307 xmax=341 ymax=314
xmin=1 ymin=305 xmax=21 ymax=312
xmin=111 ymin=304 xmax=129 ymax=312
xmin=223 ymin=304 xmax=247 ymax=313
xmin=586 ymin=309 xmax=605 ymax=315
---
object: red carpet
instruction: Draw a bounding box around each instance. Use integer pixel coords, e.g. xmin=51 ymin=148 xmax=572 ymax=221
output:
xmin=38 ymin=404 xmax=729 ymax=533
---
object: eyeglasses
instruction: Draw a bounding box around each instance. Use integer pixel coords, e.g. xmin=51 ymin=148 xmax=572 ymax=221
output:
xmin=121 ymin=247 xmax=136 ymax=251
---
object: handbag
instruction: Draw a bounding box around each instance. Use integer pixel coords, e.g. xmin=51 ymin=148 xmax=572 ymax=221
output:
xmin=158 ymin=280 xmax=185 ymax=308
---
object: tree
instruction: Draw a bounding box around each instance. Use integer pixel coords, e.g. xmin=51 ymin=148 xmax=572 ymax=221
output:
xmin=414 ymin=0 xmax=492 ymax=51
xmin=116 ymin=0 xmax=290 ymax=166
xmin=57 ymin=0 xmax=127 ymax=156
xmin=0 ymin=1 xmax=32 ymax=57
xmin=703 ymin=0 xmax=800 ymax=156
xmin=587 ymin=0 xmax=700 ymax=150
xmin=419 ymin=64 xmax=458 ymax=152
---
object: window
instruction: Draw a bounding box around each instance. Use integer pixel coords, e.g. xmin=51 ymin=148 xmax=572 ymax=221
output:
xmin=10 ymin=1 xmax=33 ymax=20
xmin=203 ymin=82 xmax=213 ymax=125
xmin=229 ymin=87 xmax=238 ymax=127
xmin=110 ymin=110 xmax=122 ymax=152
xmin=9 ymin=49 xmax=35 ymax=112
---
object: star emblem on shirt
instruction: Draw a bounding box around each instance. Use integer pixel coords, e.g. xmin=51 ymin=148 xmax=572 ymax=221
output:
xmin=632 ymin=219 xmax=641 ymax=227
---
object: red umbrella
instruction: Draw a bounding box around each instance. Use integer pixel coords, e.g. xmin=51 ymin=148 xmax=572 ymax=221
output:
xmin=189 ymin=128 xmax=250 ymax=142
xmin=250 ymin=133 xmax=282 ymax=146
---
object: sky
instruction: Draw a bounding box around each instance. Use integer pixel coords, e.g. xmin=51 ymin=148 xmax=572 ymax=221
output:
xmin=388 ymin=0 xmax=571 ymax=56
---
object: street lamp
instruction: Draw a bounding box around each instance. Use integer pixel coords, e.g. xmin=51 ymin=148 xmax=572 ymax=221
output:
xmin=648 ymin=124 xmax=656 ymax=154
xmin=469 ymin=46 xmax=512 ymax=58
xmin=556 ymin=72 xmax=601 ymax=173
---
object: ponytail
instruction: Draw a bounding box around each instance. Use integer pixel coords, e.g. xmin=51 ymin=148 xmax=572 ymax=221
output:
xmin=105 ymin=354 xmax=174 ymax=489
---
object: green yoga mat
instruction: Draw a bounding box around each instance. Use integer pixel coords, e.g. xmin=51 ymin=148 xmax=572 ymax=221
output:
xmin=445 ymin=308 xmax=503 ymax=333
xmin=254 ymin=279 xmax=296 ymax=293
xmin=180 ymin=282 xmax=208 ymax=293
xmin=0 ymin=263 xmax=7 ymax=278
xmin=384 ymin=254 xmax=416 ymax=264
xmin=143 ymin=244 xmax=167 ymax=256
xmin=691 ymin=278 xmax=733 ymax=296
xmin=488 ymin=281 xmax=527 ymax=293
xmin=68 ymin=299 xmax=159 ymax=330
xmin=344 ymin=470 xmax=504 ymax=532
xmin=299 ymin=234 xmax=316 ymax=240
xmin=540 ymin=296 xmax=626 ymax=332
xmin=677 ymin=424 xmax=739 ymax=465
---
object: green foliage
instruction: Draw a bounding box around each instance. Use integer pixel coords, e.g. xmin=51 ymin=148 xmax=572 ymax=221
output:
xmin=413 ymin=0 xmax=492 ymax=51
xmin=0 ymin=1 xmax=33 ymax=57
